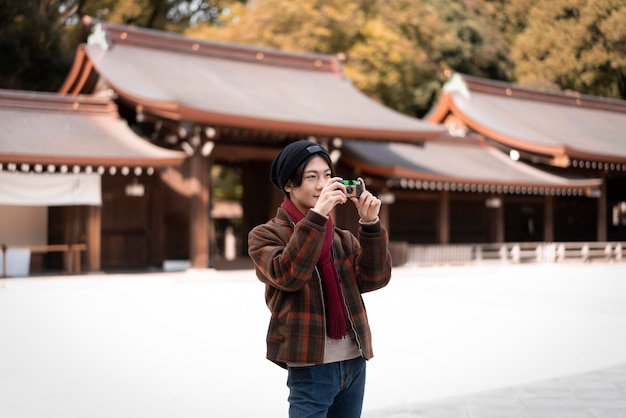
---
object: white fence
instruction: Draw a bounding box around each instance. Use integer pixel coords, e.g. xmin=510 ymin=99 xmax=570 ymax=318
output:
xmin=389 ymin=241 xmax=626 ymax=267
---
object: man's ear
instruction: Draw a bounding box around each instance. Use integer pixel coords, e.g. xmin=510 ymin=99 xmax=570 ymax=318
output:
xmin=284 ymin=181 xmax=293 ymax=193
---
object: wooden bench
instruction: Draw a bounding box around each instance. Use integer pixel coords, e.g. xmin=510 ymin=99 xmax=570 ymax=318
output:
xmin=1 ymin=243 xmax=87 ymax=278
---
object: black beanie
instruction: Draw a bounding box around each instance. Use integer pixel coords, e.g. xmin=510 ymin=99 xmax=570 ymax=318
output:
xmin=270 ymin=140 xmax=331 ymax=192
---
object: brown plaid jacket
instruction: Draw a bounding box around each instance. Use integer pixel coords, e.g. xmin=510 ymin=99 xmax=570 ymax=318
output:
xmin=248 ymin=207 xmax=392 ymax=368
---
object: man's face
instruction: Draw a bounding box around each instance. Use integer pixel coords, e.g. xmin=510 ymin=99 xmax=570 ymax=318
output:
xmin=284 ymin=155 xmax=332 ymax=215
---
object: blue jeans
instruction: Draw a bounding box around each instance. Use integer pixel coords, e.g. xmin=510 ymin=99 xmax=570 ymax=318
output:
xmin=286 ymin=356 xmax=366 ymax=418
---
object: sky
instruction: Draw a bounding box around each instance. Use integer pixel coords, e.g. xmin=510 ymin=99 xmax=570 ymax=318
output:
xmin=1 ymin=262 xmax=626 ymax=417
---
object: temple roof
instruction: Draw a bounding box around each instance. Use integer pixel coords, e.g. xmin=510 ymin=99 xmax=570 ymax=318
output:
xmin=342 ymin=139 xmax=602 ymax=196
xmin=0 ymin=89 xmax=186 ymax=169
xmin=60 ymin=22 xmax=446 ymax=142
xmin=427 ymin=73 xmax=626 ymax=170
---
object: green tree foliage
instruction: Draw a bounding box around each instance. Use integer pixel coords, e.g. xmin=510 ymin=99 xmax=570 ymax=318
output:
xmin=74 ymin=0 xmax=236 ymax=32
xmin=427 ymin=0 xmax=513 ymax=81
xmin=2 ymin=0 xmax=624 ymax=105
xmin=187 ymin=0 xmax=513 ymax=116
xmin=485 ymin=0 xmax=535 ymax=42
xmin=510 ymin=0 xmax=626 ymax=99
xmin=0 ymin=1 xmax=74 ymax=91
xmin=0 ymin=0 xmax=237 ymax=91
xmin=212 ymin=165 xmax=243 ymax=200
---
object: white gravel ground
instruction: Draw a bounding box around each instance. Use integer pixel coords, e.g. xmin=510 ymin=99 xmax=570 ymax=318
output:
xmin=1 ymin=262 xmax=626 ymax=418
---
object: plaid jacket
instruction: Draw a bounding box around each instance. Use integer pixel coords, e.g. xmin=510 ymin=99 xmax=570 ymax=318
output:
xmin=248 ymin=207 xmax=392 ymax=368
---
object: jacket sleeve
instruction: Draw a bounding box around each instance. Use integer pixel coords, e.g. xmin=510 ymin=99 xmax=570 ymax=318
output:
xmin=353 ymin=221 xmax=392 ymax=293
xmin=248 ymin=209 xmax=328 ymax=292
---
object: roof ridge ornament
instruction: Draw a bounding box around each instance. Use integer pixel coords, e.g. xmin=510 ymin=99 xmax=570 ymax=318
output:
xmin=443 ymin=73 xmax=471 ymax=100
xmin=88 ymin=23 xmax=109 ymax=51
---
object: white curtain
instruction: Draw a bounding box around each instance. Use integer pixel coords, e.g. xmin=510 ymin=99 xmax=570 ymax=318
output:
xmin=0 ymin=171 xmax=101 ymax=206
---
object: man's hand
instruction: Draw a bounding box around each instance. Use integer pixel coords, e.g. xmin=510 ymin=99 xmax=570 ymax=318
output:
xmin=350 ymin=177 xmax=381 ymax=223
xmin=313 ymin=177 xmax=347 ymax=215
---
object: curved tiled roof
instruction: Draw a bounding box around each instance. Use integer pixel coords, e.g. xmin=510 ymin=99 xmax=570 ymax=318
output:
xmin=60 ymin=22 xmax=446 ymax=142
xmin=427 ymin=74 xmax=626 ymax=169
xmin=342 ymin=139 xmax=601 ymax=196
xmin=0 ymin=89 xmax=186 ymax=168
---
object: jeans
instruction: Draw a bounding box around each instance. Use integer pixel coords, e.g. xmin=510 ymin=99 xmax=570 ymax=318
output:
xmin=286 ymin=356 xmax=366 ymax=418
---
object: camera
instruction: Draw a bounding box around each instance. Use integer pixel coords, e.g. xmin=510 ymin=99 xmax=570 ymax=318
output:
xmin=338 ymin=180 xmax=363 ymax=198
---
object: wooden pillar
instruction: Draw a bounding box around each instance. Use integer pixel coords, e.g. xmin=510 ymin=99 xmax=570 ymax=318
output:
xmin=438 ymin=190 xmax=449 ymax=244
xmin=86 ymin=205 xmax=101 ymax=272
xmin=493 ymin=197 xmax=504 ymax=243
xmin=64 ymin=206 xmax=81 ymax=273
xmin=597 ymin=176 xmax=607 ymax=241
xmin=189 ymin=152 xmax=210 ymax=268
xmin=207 ymin=157 xmax=217 ymax=267
xmin=151 ymin=176 xmax=166 ymax=267
xmin=544 ymin=195 xmax=554 ymax=242
xmin=1 ymin=244 xmax=7 ymax=278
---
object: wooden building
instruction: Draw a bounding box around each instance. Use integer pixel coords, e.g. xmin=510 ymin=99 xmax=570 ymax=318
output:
xmin=2 ymin=23 xmax=625 ymax=273
xmin=425 ymin=74 xmax=626 ymax=244
xmin=57 ymin=22 xmax=448 ymax=271
xmin=0 ymin=90 xmax=185 ymax=275
xmin=337 ymin=138 xmax=601 ymax=246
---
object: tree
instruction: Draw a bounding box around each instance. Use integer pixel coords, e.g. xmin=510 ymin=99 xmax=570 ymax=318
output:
xmin=427 ymin=0 xmax=514 ymax=81
xmin=511 ymin=0 xmax=626 ymax=99
xmin=72 ymin=0 xmax=237 ymax=32
xmin=187 ymin=0 xmax=513 ymax=117
xmin=0 ymin=0 xmax=239 ymax=91
xmin=212 ymin=165 xmax=243 ymax=200
xmin=0 ymin=1 xmax=74 ymax=91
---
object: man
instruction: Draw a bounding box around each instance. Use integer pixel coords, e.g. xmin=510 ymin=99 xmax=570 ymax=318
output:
xmin=248 ymin=140 xmax=392 ymax=418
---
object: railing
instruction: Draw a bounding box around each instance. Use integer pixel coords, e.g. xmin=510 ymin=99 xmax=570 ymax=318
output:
xmin=389 ymin=241 xmax=626 ymax=267
xmin=1 ymin=243 xmax=87 ymax=278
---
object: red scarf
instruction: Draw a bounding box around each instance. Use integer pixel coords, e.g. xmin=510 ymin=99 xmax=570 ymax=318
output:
xmin=281 ymin=197 xmax=349 ymax=339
